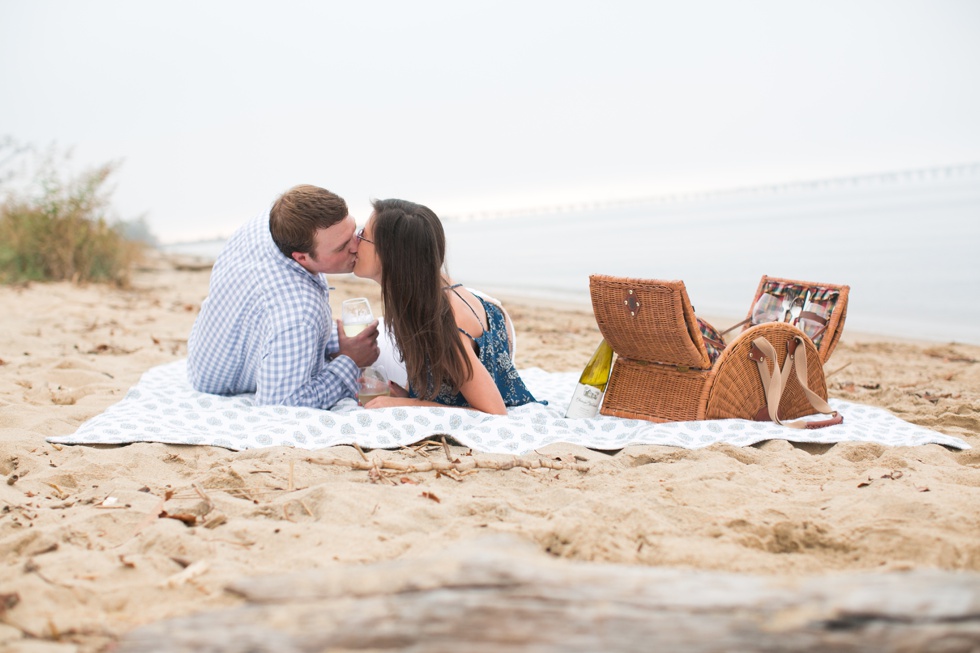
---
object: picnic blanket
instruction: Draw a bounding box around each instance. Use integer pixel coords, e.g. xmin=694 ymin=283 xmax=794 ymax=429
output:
xmin=49 ymin=360 xmax=970 ymax=454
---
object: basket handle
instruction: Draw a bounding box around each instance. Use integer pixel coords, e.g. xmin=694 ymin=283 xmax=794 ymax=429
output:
xmin=749 ymin=335 xmax=841 ymax=429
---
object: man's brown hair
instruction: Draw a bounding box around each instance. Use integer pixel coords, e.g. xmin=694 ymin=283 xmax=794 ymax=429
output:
xmin=269 ymin=185 xmax=348 ymax=258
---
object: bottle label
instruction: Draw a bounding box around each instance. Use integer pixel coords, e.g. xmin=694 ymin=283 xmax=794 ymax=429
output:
xmin=565 ymin=383 xmax=603 ymax=419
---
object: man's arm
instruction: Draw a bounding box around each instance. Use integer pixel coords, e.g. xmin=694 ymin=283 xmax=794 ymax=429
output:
xmin=255 ymin=322 xmax=359 ymax=409
xmin=324 ymin=319 xmax=341 ymax=357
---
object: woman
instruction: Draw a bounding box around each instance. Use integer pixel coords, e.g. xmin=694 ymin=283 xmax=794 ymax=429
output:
xmin=352 ymin=198 xmax=540 ymax=415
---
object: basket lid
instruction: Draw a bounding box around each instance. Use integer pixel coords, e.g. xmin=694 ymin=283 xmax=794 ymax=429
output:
xmin=589 ymin=275 xmax=712 ymax=369
xmin=747 ymin=275 xmax=851 ymax=363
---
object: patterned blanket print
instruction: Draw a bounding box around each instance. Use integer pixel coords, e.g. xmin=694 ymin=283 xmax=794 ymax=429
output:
xmin=49 ymin=360 xmax=970 ymax=453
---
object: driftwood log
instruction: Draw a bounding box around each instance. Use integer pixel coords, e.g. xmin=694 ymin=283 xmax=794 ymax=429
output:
xmin=118 ymin=534 xmax=980 ymax=652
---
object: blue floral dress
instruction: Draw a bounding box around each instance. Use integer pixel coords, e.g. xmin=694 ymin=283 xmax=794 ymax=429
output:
xmin=408 ymin=285 xmax=542 ymax=408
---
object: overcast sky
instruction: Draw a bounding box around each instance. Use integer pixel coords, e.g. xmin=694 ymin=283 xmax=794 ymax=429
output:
xmin=2 ymin=0 xmax=979 ymax=243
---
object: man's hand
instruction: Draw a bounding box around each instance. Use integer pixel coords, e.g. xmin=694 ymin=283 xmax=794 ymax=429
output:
xmin=336 ymin=318 xmax=380 ymax=367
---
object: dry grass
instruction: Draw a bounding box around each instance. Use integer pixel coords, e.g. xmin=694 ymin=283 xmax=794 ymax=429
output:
xmin=0 ymin=144 xmax=143 ymax=285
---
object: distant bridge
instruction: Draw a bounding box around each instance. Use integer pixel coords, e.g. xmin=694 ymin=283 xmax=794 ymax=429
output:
xmin=443 ymin=161 xmax=980 ymax=222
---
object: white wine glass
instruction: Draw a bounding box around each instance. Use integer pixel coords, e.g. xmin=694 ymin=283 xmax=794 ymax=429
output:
xmin=357 ymin=365 xmax=390 ymax=406
xmin=341 ymin=298 xmax=374 ymax=337
xmin=751 ymin=293 xmax=783 ymax=325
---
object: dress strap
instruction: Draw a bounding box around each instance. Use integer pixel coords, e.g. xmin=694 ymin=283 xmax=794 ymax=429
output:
xmin=444 ymin=284 xmax=485 ymax=329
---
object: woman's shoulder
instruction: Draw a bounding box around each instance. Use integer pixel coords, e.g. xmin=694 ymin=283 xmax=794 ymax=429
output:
xmin=446 ymin=283 xmax=486 ymax=336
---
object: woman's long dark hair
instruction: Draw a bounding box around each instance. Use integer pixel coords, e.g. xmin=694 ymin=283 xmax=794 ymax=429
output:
xmin=371 ymin=199 xmax=473 ymax=399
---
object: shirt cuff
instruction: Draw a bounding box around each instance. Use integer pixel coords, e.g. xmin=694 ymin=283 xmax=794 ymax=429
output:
xmin=327 ymin=354 xmax=360 ymax=399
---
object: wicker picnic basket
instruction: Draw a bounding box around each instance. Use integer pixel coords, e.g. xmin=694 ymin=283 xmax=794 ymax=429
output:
xmin=589 ymin=274 xmax=849 ymax=424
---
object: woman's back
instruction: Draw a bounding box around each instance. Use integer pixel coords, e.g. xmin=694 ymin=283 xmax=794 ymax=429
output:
xmin=446 ymin=283 xmax=486 ymax=343
xmin=412 ymin=284 xmax=538 ymax=408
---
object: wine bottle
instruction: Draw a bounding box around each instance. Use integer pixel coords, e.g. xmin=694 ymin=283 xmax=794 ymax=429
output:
xmin=564 ymin=339 xmax=614 ymax=418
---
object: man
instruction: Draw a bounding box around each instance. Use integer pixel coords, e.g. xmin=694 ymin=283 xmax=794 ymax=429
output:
xmin=187 ymin=184 xmax=380 ymax=408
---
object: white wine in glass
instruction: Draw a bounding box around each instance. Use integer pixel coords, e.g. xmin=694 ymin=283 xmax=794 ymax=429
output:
xmin=357 ymin=365 xmax=390 ymax=406
xmin=342 ymin=298 xmax=374 ymax=337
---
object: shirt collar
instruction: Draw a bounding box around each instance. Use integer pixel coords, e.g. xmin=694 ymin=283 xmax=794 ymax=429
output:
xmin=262 ymin=216 xmax=330 ymax=291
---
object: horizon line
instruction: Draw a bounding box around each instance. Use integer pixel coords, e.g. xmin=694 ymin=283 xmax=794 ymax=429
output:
xmin=159 ymin=160 xmax=980 ymax=244
xmin=442 ymin=160 xmax=980 ymax=222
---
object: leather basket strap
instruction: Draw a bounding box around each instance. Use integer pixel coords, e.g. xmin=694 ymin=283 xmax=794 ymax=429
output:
xmin=749 ymin=338 xmax=783 ymax=425
xmin=751 ymin=335 xmax=842 ymax=430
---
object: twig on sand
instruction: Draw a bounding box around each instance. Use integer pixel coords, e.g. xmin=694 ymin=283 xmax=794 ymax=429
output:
xmin=307 ymin=453 xmax=590 ymax=475
xmin=403 ymin=440 xmax=448 ymax=458
xmin=925 ymin=351 xmax=979 ymax=364
xmin=353 ymin=443 xmax=369 ymax=461
xmin=825 ymin=361 xmax=851 ymax=379
xmin=192 ymin=483 xmax=214 ymax=514
xmin=159 ymin=560 xmax=210 ymax=588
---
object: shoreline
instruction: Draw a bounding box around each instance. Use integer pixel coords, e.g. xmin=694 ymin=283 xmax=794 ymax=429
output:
xmin=322 ymin=273 xmax=980 ymax=350
xmin=1 ymin=256 xmax=978 ymax=651
xmin=159 ymin=252 xmax=980 ymax=348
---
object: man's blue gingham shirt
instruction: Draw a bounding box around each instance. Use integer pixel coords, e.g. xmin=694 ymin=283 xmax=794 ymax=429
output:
xmin=186 ymin=213 xmax=358 ymax=408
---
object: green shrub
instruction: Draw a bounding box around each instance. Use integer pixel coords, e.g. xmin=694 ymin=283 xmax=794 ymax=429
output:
xmin=0 ymin=144 xmax=143 ymax=285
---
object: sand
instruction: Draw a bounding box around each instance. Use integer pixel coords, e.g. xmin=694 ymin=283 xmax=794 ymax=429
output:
xmin=1 ymin=255 xmax=979 ymax=652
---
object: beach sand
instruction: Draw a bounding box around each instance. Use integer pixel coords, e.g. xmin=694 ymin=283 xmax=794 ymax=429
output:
xmin=1 ymin=256 xmax=979 ymax=651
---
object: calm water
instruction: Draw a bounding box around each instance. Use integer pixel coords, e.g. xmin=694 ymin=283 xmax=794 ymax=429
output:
xmin=442 ymin=171 xmax=980 ymax=345
xmin=164 ymin=169 xmax=980 ymax=344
